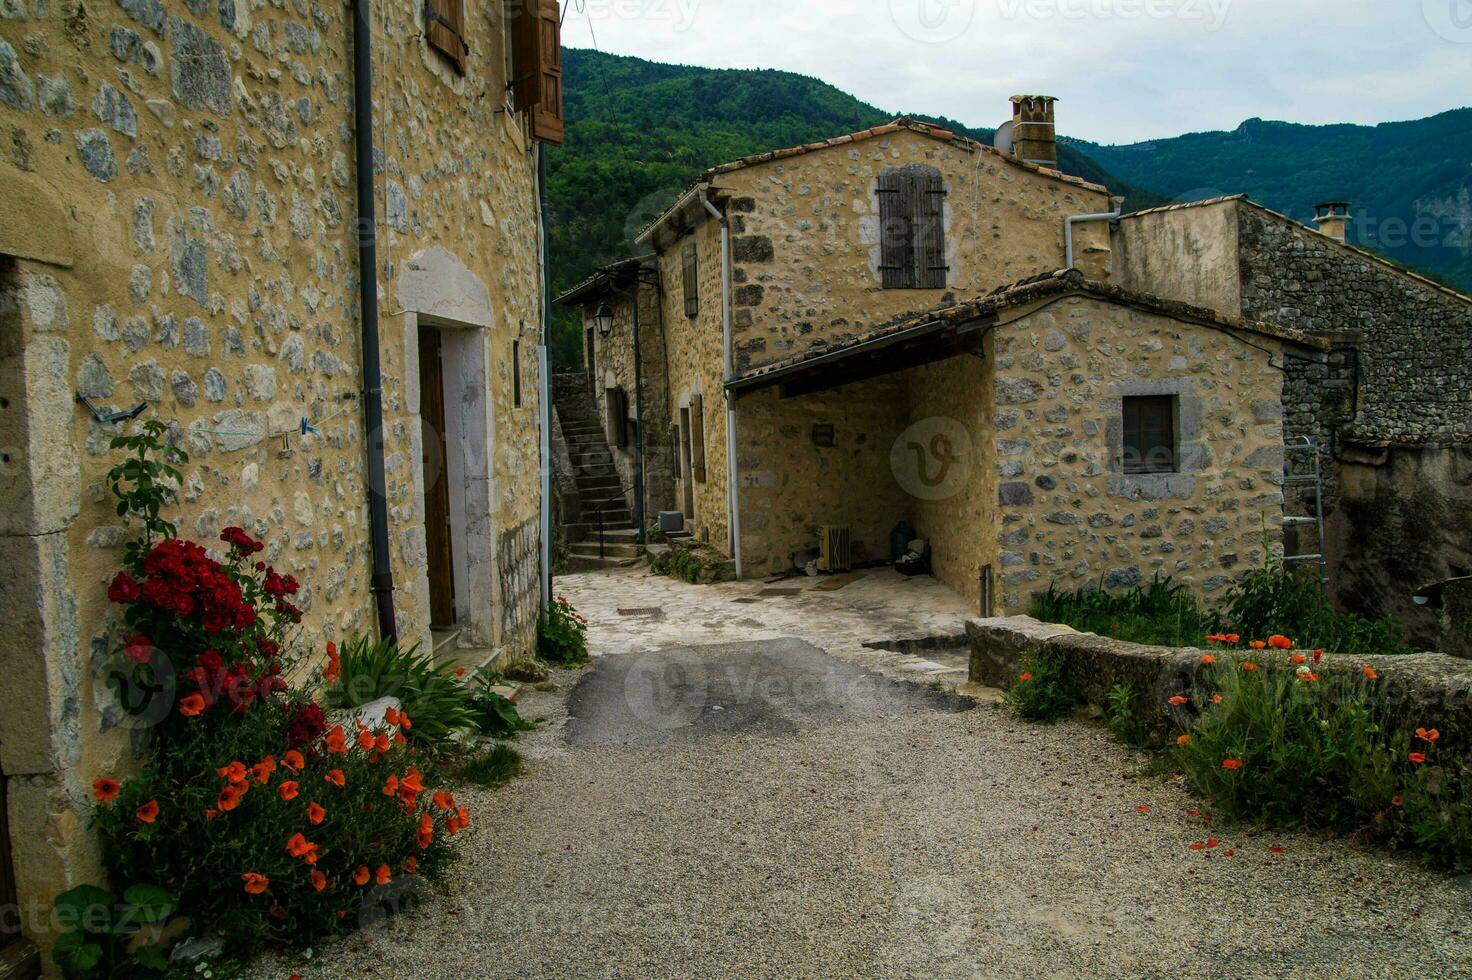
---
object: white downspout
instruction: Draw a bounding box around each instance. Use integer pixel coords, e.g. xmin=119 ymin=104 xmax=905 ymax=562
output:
xmin=700 ymin=189 xmax=743 ymax=579
xmin=1064 ymin=197 xmax=1124 ymax=270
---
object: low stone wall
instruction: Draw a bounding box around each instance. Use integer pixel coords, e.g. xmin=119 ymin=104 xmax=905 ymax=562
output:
xmin=967 ymin=616 xmax=1472 ymax=754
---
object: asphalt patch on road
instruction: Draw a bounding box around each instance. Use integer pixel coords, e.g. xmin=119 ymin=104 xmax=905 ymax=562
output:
xmin=565 ymin=637 xmax=974 ymax=748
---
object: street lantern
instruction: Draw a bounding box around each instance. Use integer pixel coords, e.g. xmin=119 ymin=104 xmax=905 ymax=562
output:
xmin=594 ymin=303 xmax=614 ymax=339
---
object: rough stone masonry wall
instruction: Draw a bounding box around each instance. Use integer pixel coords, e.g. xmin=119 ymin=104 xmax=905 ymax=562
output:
xmin=1238 ymin=205 xmax=1472 ymax=645
xmin=712 ymin=129 xmax=1112 ymax=375
xmin=989 ymin=297 xmax=1286 ymax=615
xmin=0 ymin=0 xmax=542 ymax=941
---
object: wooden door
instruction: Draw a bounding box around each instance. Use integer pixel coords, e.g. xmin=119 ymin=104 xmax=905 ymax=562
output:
xmin=0 ymin=764 xmax=21 ymax=963
xmin=585 ymin=328 xmax=596 ymax=390
xmin=678 ymin=408 xmax=695 ymax=518
xmin=418 ymin=326 xmax=456 ymax=628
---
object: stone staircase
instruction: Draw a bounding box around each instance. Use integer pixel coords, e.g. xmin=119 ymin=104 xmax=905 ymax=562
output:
xmin=554 ymin=373 xmax=643 ymax=568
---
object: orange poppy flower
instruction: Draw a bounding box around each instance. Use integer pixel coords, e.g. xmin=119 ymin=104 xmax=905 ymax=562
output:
xmin=325 ymin=769 xmax=345 ymax=787
xmin=433 ymin=791 xmax=456 ymax=811
xmin=1210 ymin=694 xmax=1223 ymax=705
xmin=1248 ymin=640 xmax=1266 ymax=650
xmin=308 ymin=801 xmax=325 ymax=825
xmin=1204 ymin=635 xmax=1222 ymax=644
xmin=353 ymin=865 xmax=370 ymax=886
xmin=283 ymin=750 xmax=306 ymax=773
xmin=217 ymin=761 xmax=248 ymax=784
xmin=446 ymin=815 xmax=462 ymax=836
xmin=1018 ymin=672 xmax=1033 ymax=683
xmin=1188 ymin=842 xmax=1207 ymax=851
xmin=399 ymin=712 xmax=412 ymax=731
xmin=286 ymin=833 xmax=319 ymax=864
xmin=135 ymin=800 xmax=160 ymax=823
xmin=309 ymin=869 xmax=327 ymax=892
xmin=1297 ymin=673 xmax=1319 ymax=682
xmin=1224 ymin=634 xmax=1240 ymax=644
xmin=1268 ymin=845 xmax=1285 ymax=854
xmin=1200 ymin=654 xmax=1216 ymax=664
xmin=1313 ymin=649 xmax=1323 ymax=664
xmin=203 ymin=808 xmax=219 ymax=821
xmin=325 ymin=725 xmax=348 ymax=754
xmin=252 ymin=756 xmax=277 ymax=784
xmin=400 ymin=770 xmax=425 ymax=794
xmin=1408 ymin=752 xmax=1427 ymax=764
xmin=382 ymin=774 xmax=399 ymax=797
xmin=404 ymin=857 xmax=418 ymax=874
xmin=92 ymin=778 xmax=121 ymax=803
xmin=278 ymin=781 xmax=300 ymax=801
xmin=1363 ymin=666 xmax=1378 ymax=680
xmin=455 ymin=666 xmax=467 ymax=678
xmin=1136 ymin=804 xmax=1151 ymax=813
xmin=375 ymin=864 xmax=391 ymax=886
xmin=218 ymin=784 xmax=246 ymax=812
xmin=1176 ymin=734 xmax=1190 ymax=746
xmin=357 ymin=730 xmax=376 ymax=752
xmin=417 ymin=812 xmax=434 ymax=849
xmin=242 ymin=873 xmax=269 ymax=895
xmin=1415 ymin=727 xmax=1440 ymax=742
xmin=384 ymin=707 xmax=400 ymax=726
xmin=179 ymin=694 xmax=206 ymax=717
xmin=456 ymin=806 xmax=469 ymax=828
xmin=1390 ymin=796 xmax=1404 ymax=807
xmin=1290 ymin=654 xmax=1306 ymax=664
xmin=1267 ymin=635 xmax=1292 ymax=650
xmin=1168 ymin=695 xmax=1189 ymax=706
xmin=1241 ymin=662 xmax=1259 ymax=671
xmin=394 ymin=730 xmax=407 ymax=747
xmin=1221 ymin=758 xmax=1243 ymax=770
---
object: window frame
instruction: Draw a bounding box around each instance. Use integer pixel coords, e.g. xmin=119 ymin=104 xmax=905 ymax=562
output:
xmin=877 ymin=164 xmax=947 ymax=290
xmin=1121 ymin=395 xmax=1178 ymax=475
xmin=425 ymin=0 xmax=467 ymax=74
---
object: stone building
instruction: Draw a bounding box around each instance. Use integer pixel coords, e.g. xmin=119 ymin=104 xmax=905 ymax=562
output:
xmin=1114 ymin=195 xmax=1472 ymax=644
xmin=0 ymin=0 xmax=562 ymax=956
xmin=559 ymin=103 xmax=1318 ymax=612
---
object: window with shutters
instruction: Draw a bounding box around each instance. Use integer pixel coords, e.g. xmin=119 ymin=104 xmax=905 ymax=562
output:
xmin=682 ymin=243 xmax=699 ymax=318
xmin=877 ymin=164 xmax=947 ymax=289
xmin=509 ymin=0 xmax=565 ymax=144
xmin=1122 ymin=396 xmax=1177 ymax=474
xmin=689 ymin=394 xmax=707 ymax=483
xmin=425 ymin=0 xmax=467 ymax=73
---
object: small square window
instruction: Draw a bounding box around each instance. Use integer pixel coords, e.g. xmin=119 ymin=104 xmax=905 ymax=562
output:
xmin=1122 ymin=395 xmax=1176 ymax=474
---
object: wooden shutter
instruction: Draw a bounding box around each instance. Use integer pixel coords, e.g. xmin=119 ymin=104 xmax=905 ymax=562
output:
xmin=877 ymin=169 xmax=915 ymax=289
xmin=690 ymin=394 xmax=706 ymax=483
xmin=682 ymin=243 xmax=699 ymax=318
xmin=425 ymin=0 xmax=466 ymax=73
xmin=606 ymin=387 xmax=627 ymax=448
xmin=511 ymin=0 xmax=564 ymax=144
xmin=917 ymin=171 xmax=948 ymax=288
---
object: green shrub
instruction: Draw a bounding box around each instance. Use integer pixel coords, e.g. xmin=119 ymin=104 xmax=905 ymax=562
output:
xmin=50 ymin=884 xmax=171 ymax=979
xmin=456 ymin=744 xmax=524 ymax=789
xmin=1212 ymin=562 xmax=1411 ymax=655
xmin=1171 ymin=660 xmax=1472 ymax=871
xmin=325 ymin=636 xmax=476 ymax=745
xmin=466 ymin=668 xmax=537 ymax=738
xmin=1004 ymin=651 xmax=1077 ymax=723
xmin=1105 ymin=684 xmax=1150 ymax=748
xmin=538 ymin=595 xmax=589 ymax=666
xmin=1031 ymin=575 xmax=1209 ymax=648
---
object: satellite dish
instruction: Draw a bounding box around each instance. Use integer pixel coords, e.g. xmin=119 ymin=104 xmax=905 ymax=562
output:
xmin=993 ymin=120 xmax=1014 ymax=156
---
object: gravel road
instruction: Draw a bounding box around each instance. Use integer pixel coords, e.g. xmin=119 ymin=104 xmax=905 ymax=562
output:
xmin=257 ymin=640 xmax=1472 ymax=979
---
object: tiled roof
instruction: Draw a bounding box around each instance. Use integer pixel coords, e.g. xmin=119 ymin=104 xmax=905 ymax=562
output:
xmin=554 ymin=255 xmax=653 ymax=306
xmin=635 ymin=117 xmax=1110 ymax=245
xmin=1121 ymin=195 xmax=1472 ymax=305
xmin=728 ymin=269 xmax=1329 ymax=391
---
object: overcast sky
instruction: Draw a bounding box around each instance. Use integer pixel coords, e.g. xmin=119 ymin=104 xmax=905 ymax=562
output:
xmin=560 ymin=0 xmax=1472 ymax=144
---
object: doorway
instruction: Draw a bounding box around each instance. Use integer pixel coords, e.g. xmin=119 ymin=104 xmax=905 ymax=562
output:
xmin=584 ymin=327 xmax=597 ymax=393
xmin=678 ymin=408 xmax=695 ymax=518
xmin=417 ymin=325 xmax=456 ymax=628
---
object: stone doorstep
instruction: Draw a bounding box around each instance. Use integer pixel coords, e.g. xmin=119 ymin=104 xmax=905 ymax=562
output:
xmin=966 ymin=615 xmax=1472 ymax=760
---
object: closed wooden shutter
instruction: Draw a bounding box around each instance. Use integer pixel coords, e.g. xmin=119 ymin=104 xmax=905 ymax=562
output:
xmin=511 ymin=0 xmax=564 ymax=144
xmin=690 ymin=394 xmax=706 ymax=482
xmin=606 ymin=387 xmax=627 ymax=448
xmin=917 ymin=170 xmax=948 ymax=288
xmin=425 ymin=0 xmax=466 ymax=73
xmin=682 ymin=243 xmax=699 ymax=318
xmin=877 ymin=169 xmax=915 ymax=289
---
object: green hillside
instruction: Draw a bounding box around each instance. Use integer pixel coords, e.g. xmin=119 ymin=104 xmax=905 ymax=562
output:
xmin=544 ymin=48 xmax=1165 ymax=367
xmin=1077 ymin=112 xmax=1472 ymax=292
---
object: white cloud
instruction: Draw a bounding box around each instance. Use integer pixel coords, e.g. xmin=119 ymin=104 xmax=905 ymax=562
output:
xmin=560 ymin=0 xmax=1472 ymax=143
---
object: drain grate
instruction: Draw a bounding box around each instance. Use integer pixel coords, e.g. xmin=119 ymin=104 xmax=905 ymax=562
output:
xmin=617 ymin=607 xmax=664 ymax=618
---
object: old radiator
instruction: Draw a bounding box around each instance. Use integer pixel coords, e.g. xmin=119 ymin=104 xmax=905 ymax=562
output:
xmin=817 ymin=524 xmax=852 ymax=573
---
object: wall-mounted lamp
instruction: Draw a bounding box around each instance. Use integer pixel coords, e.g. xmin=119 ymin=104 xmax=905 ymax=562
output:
xmin=594 ymin=303 xmax=614 ymax=339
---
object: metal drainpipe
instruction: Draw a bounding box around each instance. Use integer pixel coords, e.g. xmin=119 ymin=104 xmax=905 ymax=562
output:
xmin=537 ymin=144 xmax=553 ymax=608
xmin=1064 ymin=198 xmax=1124 ymax=271
xmin=699 ymin=189 xmax=742 ymax=578
xmin=352 ymin=0 xmax=396 ymax=640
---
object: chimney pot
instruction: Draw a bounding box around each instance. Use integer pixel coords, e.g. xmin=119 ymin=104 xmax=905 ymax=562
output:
xmin=1313 ymin=201 xmax=1352 ymax=243
xmin=1010 ymin=95 xmax=1058 ymax=169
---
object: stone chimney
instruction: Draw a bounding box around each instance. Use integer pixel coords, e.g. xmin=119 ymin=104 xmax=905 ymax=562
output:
xmin=1010 ymin=95 xmax=1058 ymax=169
xmin=1313 ymin=201 xmax=1352 ymax=243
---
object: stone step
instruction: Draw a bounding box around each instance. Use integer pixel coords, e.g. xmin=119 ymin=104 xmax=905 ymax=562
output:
xmin=569 ymin=540 xmax=644 ymax=559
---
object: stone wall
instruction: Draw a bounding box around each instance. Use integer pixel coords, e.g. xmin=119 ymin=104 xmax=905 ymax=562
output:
xmin=987 ymin=297 xmax=1287 ymax=615
xmin=711 ymin=129 xmax=1112 ymax=376
xmin=967 ymin=615 xmax=1472 ymax=762
xmin=0 ymin=0 xmax=544 ymax=941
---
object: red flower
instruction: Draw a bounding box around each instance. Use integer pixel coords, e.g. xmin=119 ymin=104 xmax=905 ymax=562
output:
xmin=1415 ymin=727 xmax=1440 ymax=743
xmin=1313 ymin=648 xmax=1323 ymax=664
xmin=1018 ymin=672 xmax=1033 ymax=683
xmin=1221 ymin=759 xmax=1243 ymax=770
xmin=353 ymin=865 xmax=370 ymax=886
xmin=1224 ymin=634 xmax=1240 ymax=644
xmin=433 ymin=791 xmax=456 ymax=811
xmin=107 ymin=572 xmax=142 ymax=604
xmin=1200 ymin=654 xmax=1216 ymax=664
xmin=92 ymin=778 xmax=121 ymax=803
xmin=325 ymin=769 xmax=345 ymax=787
xmin=308 ymin=802 xmax=325 ymax=825
xmin=242 ymin=873 xmax=269 ymax=895
xmin=375 ymin=864 xmax=392 ymax=886
xmin=417 ymin=813 xmax=434 ymax=849
xmin=179 ymin=693 xmax=207 ymax=717
xmin=404 ymin=857 xmax=418 ymax=874
xmin=325 ymin=725 xmax=348 ymax=755
xmin=309 ymin=869 xmax=327 ymax=892
xmin=1267 ymin=635 xmax=1292 ymax=650
xmin=123 ymin=635 xmax=153 ymax=664
xmin=278 ymin=781 xmax=300 ymax=801
xmin=1136 ymin=804 xmax=1151 ymax=813
xmin=283 ymin=750 xmax=306 ymax=773
xmin=252 ymin=756 xmax=277 ymax=784
xmin=1408 ymin=752 xmax=1427 ymax=764
xmin=382 ymin=774 xmax=399 ymax=797
xmin=1248 ymin=640 xmax=1266 ymax=651
xmin=286 ymin=833 xmax=319 ymax=864
xmin=1363 ymin=666 xmax=1378 ymax=680
xmin=1241 ymin=662 xmax=1259 ymax=672
xmin=218 ymin=761 xmax=247 ymax=784
xmin=218 ymin=784 xmax=246 ymax=812
xmin=1176 ymin=734 xmax=1190 ymax=746
xmin=357 ymin=730 xmax=376 ymax=752
xmin=1168 ymin=695 xmax=1189 ymax=706
xmin=135 ymin=800 xmax=160 ymax=824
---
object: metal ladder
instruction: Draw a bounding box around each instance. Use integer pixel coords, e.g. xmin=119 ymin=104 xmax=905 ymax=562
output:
xmin=1281 ymin=437 xmax=1328 ymax=586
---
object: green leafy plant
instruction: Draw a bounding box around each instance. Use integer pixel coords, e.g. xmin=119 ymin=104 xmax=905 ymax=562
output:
xmin=1105 ymin=684 xmax=1150 ymax=748
xmin=1171 ymin=659 xmax=1471 ymax=871
xmin=538 ymin=595 xmax=589 ymax=666
xmin=105 ymin=421 xmax=186 ymax=564
xmin=1004 ymin=651 xmax=1077 ymax=723
xmin=325 ymin=636 xmax=477 ymax=745
xmin=1032 ymin=575 xmax=1209 ymax=648
xmin=455 ymin=743 xmax=524 ymax=789
xmin=466 ymin=669 xmax=536 ymax=738
xmin=50 ymin=884 xmax=173 ymax=979
xmin=1212 ymin=561 xmax=1410 ymax=655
